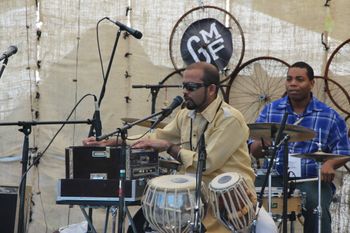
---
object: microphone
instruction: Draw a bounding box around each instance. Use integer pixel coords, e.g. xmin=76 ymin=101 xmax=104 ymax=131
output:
xmin=0 ymin=45 xmax=18 ymax=61
xmin=161 ymin=96 xmax=183 ymax=117
xmin=151 ymin=96 xmax=183 ymax=129
xmin=93 ymin=97 xmax=102 ymax=137
xmin=106 ymin=18 xmax=143 ymax=39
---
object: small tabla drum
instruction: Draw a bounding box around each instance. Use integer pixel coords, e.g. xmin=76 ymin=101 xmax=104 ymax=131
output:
xmin=209 ymin=172 xmax=257 ymax=232
xmin=141 ymin=174 xmax=208 ymax=233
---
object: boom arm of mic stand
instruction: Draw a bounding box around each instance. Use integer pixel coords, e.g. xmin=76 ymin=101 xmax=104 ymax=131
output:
xmin=97 ymin=109 xmax=165 ymax=141
xmin=0 ymin=119 xmax=93 ymax=233
xmin=132 ymin=84 xmax=182 ymax=114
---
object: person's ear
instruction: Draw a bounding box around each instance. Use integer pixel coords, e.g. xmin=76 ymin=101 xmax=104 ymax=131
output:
xmin=310 ymin=79 xmax=315 ymax=88
xmin=208 ymin=84 xmax=217 ymax=96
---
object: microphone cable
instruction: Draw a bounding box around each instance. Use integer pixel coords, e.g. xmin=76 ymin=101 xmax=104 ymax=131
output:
xmin=18 ymin=93 xmax=97 ymax=201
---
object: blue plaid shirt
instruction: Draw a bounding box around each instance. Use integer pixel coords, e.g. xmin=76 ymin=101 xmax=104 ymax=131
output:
xmin=256 ymin=95 xmax=350 ymax=178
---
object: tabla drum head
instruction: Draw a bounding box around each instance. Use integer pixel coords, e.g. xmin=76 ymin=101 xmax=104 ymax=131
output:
xmin=209 ymin=172 xmax=241 ymax=190
xmin=147 ymin=174 xmax=196 ymax=190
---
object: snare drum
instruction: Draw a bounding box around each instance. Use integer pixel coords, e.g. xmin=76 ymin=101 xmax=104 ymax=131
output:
xmin=257 ymin=188 xmax=303 ymax=215
xmin=141 ymin=174 xmax=208 ymax=233
xmin=208 ymin=172 xmax=257 ymax=232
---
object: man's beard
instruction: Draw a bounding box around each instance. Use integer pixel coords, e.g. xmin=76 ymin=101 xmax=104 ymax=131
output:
xmin=185 ymin=99 xmax=197 ymax=110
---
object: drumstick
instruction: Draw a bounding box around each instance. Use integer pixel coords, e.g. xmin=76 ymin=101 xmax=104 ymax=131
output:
xmin=288 ymin=177 xmax=318 ymax=183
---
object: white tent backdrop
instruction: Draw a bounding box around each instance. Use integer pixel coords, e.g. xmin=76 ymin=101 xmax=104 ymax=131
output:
xmin=1 ymin=0 xmax=349 ymax=232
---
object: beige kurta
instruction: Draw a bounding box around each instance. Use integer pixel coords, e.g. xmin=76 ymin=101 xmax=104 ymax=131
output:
xmin=147 ymin=95 xmax=256 ymax=232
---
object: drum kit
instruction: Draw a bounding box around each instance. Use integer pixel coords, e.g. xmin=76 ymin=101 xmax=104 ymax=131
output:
xmin=249 ymin=123 xmax=348 ymax=233
xmin=123 ymin=118 xmax=348 ymax=233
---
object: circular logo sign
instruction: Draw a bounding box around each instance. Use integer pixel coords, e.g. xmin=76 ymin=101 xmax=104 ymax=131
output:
xmin=180 ymin=18 xmax=233 ymax=71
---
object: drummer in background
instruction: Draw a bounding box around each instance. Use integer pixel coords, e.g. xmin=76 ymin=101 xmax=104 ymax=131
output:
xmin=250 ymin=61 xmax=350 ymax=233
xmin=83 ymin=61 xmax=277 ymax=233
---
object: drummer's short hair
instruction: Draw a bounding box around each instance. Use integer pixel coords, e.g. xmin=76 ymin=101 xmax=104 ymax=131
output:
xmin=186 ymin=62 xmax=220 ymax=90
xmin=290 ymin=61 xmax=314 ymax=80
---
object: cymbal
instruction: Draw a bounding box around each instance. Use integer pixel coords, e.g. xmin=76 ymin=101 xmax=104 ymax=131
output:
xmin=248 ymin=123 xmax=316 ymax=142
xmin=290 ymin=151 xmax=349 ymax=161
xmin=121 ymin=117 xmax=167 ymax=129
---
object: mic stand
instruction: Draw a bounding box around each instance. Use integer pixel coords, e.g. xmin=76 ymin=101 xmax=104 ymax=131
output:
xmin=97 ymin=109 xmax=171 ymax=233
xmin=97 ymin=108 xmax=169 ymax=141
xmin=132 ymin=84 xmax=182 ymax=114
xmin=256 ymin=113 xmax=288 ymax=232
xmin=116 ymin=128 xmax=127 ymax=233
xmin=89 ymin=27 xmax=122 ymax=137
xmin=192 ymin=133 xmax=206 ymax=233
xmin=0 ymin=58 xmax=8 ymax=79
xmin=0 ymin=119 xmax=93 ymax=233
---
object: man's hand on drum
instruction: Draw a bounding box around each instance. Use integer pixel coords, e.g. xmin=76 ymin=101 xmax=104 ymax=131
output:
xmin=132 ymin=139 xmax=170 ymax=152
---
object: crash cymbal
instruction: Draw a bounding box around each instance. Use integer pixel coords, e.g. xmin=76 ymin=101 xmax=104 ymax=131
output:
xmin=290 ymin=151 xmax=349 ymax=161
xmin=121 ymin=117 xmax=167 ymax=129
xmin=248 ymin=123 xmax=316 ymax=142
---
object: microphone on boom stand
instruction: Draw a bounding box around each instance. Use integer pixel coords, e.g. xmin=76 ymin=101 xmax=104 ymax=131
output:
xmin=150 ymin=96 xmax=183 ymax=129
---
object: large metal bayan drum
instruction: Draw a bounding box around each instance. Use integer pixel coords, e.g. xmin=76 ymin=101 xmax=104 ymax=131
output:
xmin=209 ymin=172 xmax=257 ymax=232
xmin=141 ymin=174 xmax=208 ymax=233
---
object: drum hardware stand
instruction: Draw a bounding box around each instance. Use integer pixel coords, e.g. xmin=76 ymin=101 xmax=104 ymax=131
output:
xmin=314 ymin=153 xmax=322 ymax=233
xmin=314 ymin=158 xmax=322 ymax=233
xmin=192 ymin=133 xmax=206 ymax=233
xmin=313 ymin=131 xmax=323 ymax=233
xmin=289 ymin=211 xmax=296 ymax=233
xmin=256 ymin=112 xmax=290 ymax=233
xmin=263 ymin=142 xmax=279 ymax=214
xmin=280 ymin=134 xmax=291 ymax=233
xmin=0 ymin=119 xmax=93 ymax=233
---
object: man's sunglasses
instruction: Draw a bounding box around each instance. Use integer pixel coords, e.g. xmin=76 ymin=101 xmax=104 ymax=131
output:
xmin=182 ymin=82 xmax=208 ymax=91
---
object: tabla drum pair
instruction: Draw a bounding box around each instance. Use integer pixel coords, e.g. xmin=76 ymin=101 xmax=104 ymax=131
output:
xmin=141 ymin=172 xmax=256 ymax=233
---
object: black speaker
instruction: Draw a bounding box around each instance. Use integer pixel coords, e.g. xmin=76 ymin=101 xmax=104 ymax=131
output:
xmin=0 ymin=186 xmax=18 ymax=233
xmin=0 ymin=185 xmax=32 ymax=233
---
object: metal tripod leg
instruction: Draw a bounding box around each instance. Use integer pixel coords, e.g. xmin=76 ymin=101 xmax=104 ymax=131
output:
xmin=80 ymin=206 xmax=97 ymax=233
xmin=268 ymin=169 xmax=273 ymax=214
xmin=314 ymin=161 xmax=322 ymax=233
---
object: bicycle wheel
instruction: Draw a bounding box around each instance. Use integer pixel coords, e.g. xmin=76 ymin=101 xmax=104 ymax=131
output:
xmin=324 ymin=38 xmax=350 ymax=117
xmin=314 ymin=76 xmax=350 ymax=131
xmin=226 ymin=56 xmax=289 ymax=123
xmin=169 ymin=5 xmax=245 ymax=83
xmin=155 ymin=69 xmax=184 ymax=123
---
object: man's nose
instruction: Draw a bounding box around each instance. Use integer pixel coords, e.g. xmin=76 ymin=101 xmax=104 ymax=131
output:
xmin=288 ymin=79 xmax=297 ymax=85
xmin=183 ymin=88 xmax=190 ymax=95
